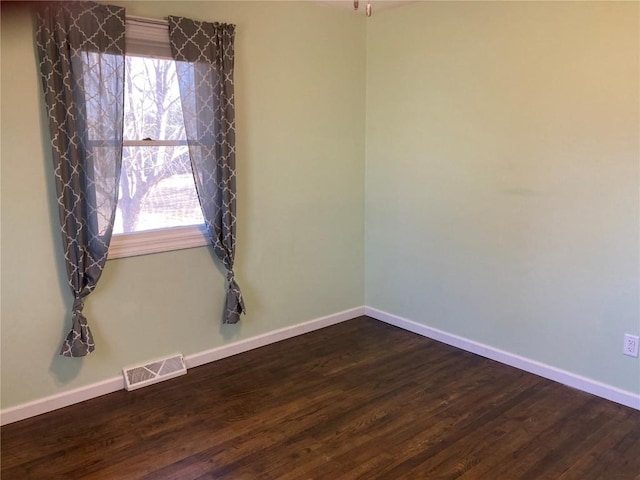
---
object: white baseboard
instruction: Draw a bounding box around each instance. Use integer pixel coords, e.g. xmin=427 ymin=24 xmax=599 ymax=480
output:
xmin=185 ymin=306 xmax=365 ymax=369
xmin=0 ymin=306 xmax=365 ymax=426
xmin=365 ymin=306 xmax=640 ymax=411
xmin=3 ymin=304 xmax=637 ymax=425
xmin=0 ymin=377 xmax=124 ymax=427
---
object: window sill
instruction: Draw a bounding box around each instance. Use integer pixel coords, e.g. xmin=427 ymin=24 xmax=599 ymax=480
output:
xmin=108 ymin=224 xmax=209 ymax=259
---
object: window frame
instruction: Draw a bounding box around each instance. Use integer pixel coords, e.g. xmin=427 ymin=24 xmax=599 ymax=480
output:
xmin=109 ymin=16 xmax=209 ymax=260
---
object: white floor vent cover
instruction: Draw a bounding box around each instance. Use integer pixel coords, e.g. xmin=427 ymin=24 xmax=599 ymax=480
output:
xmin=123 ymin=354 xmax=187 ymax=391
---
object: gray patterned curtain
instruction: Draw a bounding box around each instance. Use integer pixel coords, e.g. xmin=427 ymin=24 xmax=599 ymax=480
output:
xmin=168 ymin=16 xmax=246 ymax=324
xmin=35 ymin=2 xmax=126 ymax=356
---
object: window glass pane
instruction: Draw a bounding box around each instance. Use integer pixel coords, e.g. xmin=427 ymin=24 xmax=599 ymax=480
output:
xmin=114 ymin=146 xmax=204 ymax=234
xmin=124 ymin=55 xmax=185 ymax=141
xmin=83 ymin=52 xmax=123 ymax=144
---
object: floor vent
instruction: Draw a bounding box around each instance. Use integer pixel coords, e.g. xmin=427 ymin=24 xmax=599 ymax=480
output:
xmin=123 ymin=354 xmax=187 ymax=391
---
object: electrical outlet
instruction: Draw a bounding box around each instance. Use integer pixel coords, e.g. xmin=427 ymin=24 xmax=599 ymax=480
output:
xmin=623 ymin=334 xmax=639 ymax=357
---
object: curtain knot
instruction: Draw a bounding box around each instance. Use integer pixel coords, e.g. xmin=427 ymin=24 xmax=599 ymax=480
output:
xmin=226 ymin=271 xmax=235 ymax=283
xmin=72 ymin=297 xmax=85 ymax=314
xmin=61 ymin=297 xmax=94 ymax=357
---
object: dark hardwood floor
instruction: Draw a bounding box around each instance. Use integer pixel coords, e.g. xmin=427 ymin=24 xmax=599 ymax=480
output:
xmin=2 ymin=316 xmax=639 ymax=479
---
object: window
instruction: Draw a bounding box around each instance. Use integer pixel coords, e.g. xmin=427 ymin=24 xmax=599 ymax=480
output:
xmin=108 ymin=17 xmax=208 ymax=259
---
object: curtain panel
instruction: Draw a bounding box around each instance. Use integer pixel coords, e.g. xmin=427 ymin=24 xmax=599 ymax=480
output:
xmin=168 ymin=16 xmax=246 ymax=324
xmin=35 ymin=2 xmax=125 ymax=356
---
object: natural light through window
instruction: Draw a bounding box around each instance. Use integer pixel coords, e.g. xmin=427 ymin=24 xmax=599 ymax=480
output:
xmin=114 ymin=55 xmax=204 ymax=235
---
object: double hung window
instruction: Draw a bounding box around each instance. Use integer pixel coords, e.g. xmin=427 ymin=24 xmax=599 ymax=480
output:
xmin=109 ymin=17 xmax=208 ymax=259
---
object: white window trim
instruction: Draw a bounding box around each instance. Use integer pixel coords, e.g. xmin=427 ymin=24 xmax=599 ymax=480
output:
xmin=124 ymin=140 xmax=187 ymax=147
xmin=109 ymin=15 xmax=209 ymax=260
xmin=109 ymin=224 xmax=210 ymax=260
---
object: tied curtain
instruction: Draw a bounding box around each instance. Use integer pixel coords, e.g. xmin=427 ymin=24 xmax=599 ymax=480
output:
xmin=35 ymin=2 xmax=125 ymax=357
xmin=168 ymin=16 xmax=246 ymax=324
xmin=35 ymin=3 xmax=245 ymax=356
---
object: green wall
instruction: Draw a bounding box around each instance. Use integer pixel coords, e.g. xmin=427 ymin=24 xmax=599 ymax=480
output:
xmin=2 ymin=1 xmax=639 ymax=411
xmin=365 ymin=1 xmax=639 ymax=394
xmin=1 ymin=2 xmax=366 ymax=409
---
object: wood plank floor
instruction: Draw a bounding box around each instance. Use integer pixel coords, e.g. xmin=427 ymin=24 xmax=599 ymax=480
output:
xmin=2 ymin=316 xmax=639 ymax=479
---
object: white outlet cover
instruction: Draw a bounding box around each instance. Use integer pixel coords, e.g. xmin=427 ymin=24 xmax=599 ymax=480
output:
xmin=623 ymin=334 xmax=639 ymax=357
